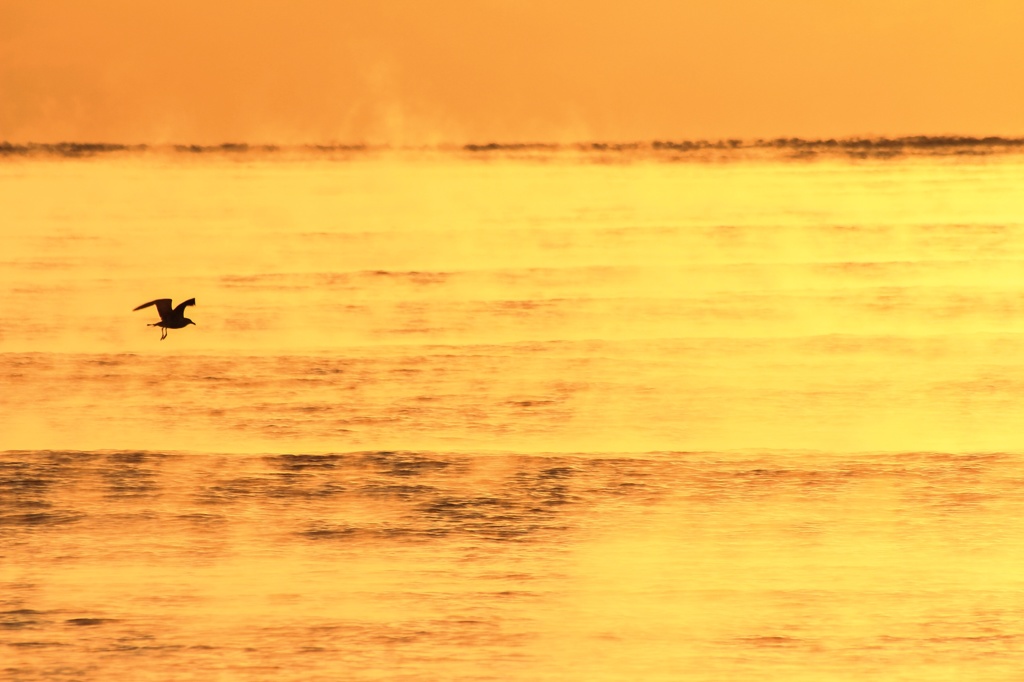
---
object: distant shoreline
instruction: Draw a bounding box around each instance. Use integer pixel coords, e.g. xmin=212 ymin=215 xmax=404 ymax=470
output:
xmin=2 ymin=135 xmax=1024 ymax=153
xmin=4 ymin=136 xmax=1024 ymax=161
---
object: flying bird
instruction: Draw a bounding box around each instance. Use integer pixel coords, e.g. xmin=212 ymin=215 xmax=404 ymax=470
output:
xmin=133 ymin=298 xmax=197 ymax=340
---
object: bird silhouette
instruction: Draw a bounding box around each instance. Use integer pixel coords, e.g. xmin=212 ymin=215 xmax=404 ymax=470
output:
xmin=133 ymin=298 xmax=197 ymax=340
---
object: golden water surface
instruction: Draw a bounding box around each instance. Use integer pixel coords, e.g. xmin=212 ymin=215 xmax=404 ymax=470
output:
xmin=3 ymin=146 xmax=1024 ymax=680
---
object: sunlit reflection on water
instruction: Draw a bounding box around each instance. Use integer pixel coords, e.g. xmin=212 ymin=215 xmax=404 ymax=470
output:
xmin=4 ymin=450 xmax=1024 ymax=681
xmin=4 ymin=148 xmax=1024 ymax=679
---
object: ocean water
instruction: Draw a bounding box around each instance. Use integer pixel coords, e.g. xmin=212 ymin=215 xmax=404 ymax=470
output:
xmin=4 ymin=142 xmax=1024 ymax=680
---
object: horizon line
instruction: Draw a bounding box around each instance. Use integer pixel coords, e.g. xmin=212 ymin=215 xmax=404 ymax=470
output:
xmin=4 ymin=135 xmax=1024 ymax=159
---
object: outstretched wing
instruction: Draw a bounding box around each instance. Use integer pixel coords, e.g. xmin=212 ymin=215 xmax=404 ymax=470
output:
xmin=133 ymin=298 xmax=173 ymax=321
xmin=172 ymin=298 xmax=196 ymax=317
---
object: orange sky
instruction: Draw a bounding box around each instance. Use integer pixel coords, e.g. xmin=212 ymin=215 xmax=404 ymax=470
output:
xmin=2 ymin=0 xmax=1023 ymax=144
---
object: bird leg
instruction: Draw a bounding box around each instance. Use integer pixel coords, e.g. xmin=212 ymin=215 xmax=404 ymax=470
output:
xmin=161 ymin=327 xmax=167 ymax=340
